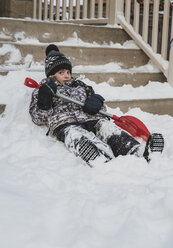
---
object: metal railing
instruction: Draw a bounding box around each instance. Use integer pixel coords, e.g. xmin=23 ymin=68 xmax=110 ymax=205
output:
xmin=33 ymin=0 xmax=173 ymax=85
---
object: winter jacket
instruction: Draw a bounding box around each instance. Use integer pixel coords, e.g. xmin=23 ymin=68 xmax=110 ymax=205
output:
xmin=29 ymin=76 xmax=107 ymax=135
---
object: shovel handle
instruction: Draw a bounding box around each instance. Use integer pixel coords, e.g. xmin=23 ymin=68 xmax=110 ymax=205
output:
xmin=24 ymin=77 xmax=113 ymax=118
xmin=56 ymin=91 xmax=113 ymax=118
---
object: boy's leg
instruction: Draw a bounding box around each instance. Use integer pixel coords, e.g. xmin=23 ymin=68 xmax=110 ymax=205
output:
xmin=95 ymin=119 xmax=141 ymax=157
xmin=55 ymin=124 xmax=114 ymax=165
xmin=95 ymin=119 xmax=164 ymax=160
xmin=54 ymin=120 xmax=164 ymax=163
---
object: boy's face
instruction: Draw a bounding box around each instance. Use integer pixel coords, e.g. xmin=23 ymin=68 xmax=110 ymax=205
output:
xmin=54 ymin=69 xmax=71 ymax=84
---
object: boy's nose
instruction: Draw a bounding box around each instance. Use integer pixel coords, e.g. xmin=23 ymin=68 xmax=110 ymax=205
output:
xmin=65 ymin=73 xmax=70 ymax=77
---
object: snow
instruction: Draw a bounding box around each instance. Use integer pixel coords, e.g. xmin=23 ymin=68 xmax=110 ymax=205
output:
xmin=0 ymin=29 xmax=139 ymax=48
xmin=73 ymin=60 xmax=160 ymax=74
xmin=85 ymin=80 xmax=173 ymax=101
xmin=1 ymin=33 xmax=173 ymax=248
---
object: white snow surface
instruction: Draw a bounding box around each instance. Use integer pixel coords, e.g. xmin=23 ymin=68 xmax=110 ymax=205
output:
xmin=0 ymin=36 xmax=173 ymax=248
xmin=1 ymin=69 xmax=173 ymax=248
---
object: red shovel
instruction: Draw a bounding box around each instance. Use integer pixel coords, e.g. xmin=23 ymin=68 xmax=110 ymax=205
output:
xmin=24 ymin=77 xmax=150 ymax=143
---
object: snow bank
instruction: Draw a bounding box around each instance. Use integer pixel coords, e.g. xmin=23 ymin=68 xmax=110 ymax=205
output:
xmin=0 ymin=70 xmax=173 ymax=248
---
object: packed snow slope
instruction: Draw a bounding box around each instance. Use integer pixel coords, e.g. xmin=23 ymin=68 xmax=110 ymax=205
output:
xmin=0 ymin=69 xmax=173 ymax=248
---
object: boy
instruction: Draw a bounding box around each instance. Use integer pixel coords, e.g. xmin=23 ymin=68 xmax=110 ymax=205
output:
xmin=29 ymin=44 xmax=164 ymax=165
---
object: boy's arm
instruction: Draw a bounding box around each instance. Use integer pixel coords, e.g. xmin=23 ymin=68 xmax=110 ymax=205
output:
xmin=29 ymin=78 xmax=57 ymax=125
xmin=29 ymin=89 xmax=53 ymax=125
xmin=70 ymin=79 xmax=107 ymax=114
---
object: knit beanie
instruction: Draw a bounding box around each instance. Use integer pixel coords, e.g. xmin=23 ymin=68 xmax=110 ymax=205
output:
xmin=45 ymin=44 xmax=72 ymax=77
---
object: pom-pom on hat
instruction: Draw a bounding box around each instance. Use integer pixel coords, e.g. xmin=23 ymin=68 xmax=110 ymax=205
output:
xmin=45 ymin=44 xmax=72 ymax=77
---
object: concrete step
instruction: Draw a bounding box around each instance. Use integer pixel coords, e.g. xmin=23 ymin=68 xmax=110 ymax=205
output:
xmin=0 ymin=69 xmax=166 ymax=86
xmin=0 ymin=70 xmax=7 ymax=76
xmin=72 ymin=72 xmax=166 ymax=87
xmin=106 ymin=98 xmax=173 ymax=116
xmin=0 ymin=42 xmax=149 ymax=68
xmin=0 ymin=18 xmax=131 ymax=45
xmin=0 ymin=104 xmax=5 ymax=114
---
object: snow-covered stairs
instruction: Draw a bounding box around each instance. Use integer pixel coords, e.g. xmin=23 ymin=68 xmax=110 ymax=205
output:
xmin=0 ymin=18 xmax=166 ymax=85
xmin=0 ymin=43 xmax=149 ymax=68
xmin=0 ymin=18 xmax=172 ymax=116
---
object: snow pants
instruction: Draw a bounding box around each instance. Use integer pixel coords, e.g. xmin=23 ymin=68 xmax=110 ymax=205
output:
xmin=54 ymin=119 xmax=144 ymax=164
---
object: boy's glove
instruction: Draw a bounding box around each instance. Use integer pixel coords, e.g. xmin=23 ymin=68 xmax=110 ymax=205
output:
xmin=83 ymin=94 xmax=105 ymax=115
xmin=37 ymin=79 xmax=57 ymax=110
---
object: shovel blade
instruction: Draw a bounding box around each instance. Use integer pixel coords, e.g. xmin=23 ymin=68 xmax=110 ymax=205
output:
xmin=113 ymin=115 xmax=150 ymax=143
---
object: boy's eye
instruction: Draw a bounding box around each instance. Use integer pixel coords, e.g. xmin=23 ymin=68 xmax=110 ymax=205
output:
xmin=58 ymin=70 xmax=71 ymax=76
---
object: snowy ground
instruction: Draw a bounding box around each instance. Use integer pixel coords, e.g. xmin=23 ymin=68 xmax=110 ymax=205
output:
xmin=1 ymin=69 xmax=173 ymax=248
xmin=1 ymin=30 xmax=173 ymax=247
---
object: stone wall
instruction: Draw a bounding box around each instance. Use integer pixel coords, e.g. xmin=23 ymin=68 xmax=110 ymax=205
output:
xmin=0 ymin=0 xmax=33 ymax=18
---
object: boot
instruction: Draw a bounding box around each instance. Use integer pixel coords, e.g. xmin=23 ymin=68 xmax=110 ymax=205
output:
xmin=64 ymin=125 xmax=114 ymax=166
xmin=95 ymin=119 xmax=140 ymax=157
xmin=143 ymin=133 xmax=164 ymax=162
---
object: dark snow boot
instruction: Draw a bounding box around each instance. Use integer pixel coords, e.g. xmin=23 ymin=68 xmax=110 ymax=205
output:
xmin=78 ymin=137 xmax=100 ymax=162
xmin=95 ymin=119 xmax=140 ymax=157
xmin=143 ymin=133 xmax=164 ymax=162
xmin=74 ymin=136 xmax=112 ymax=165
xmin=107 ymin=131 xmax=140 ymax=157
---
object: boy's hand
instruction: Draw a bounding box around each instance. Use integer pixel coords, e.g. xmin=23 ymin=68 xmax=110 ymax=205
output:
xmin=83 ymin=94 xmax=105 ymax=115
xmin=37 ymin=79 xmax=57 ymax=110
xmin=40 ymin=80 xmax=57 ymax=96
